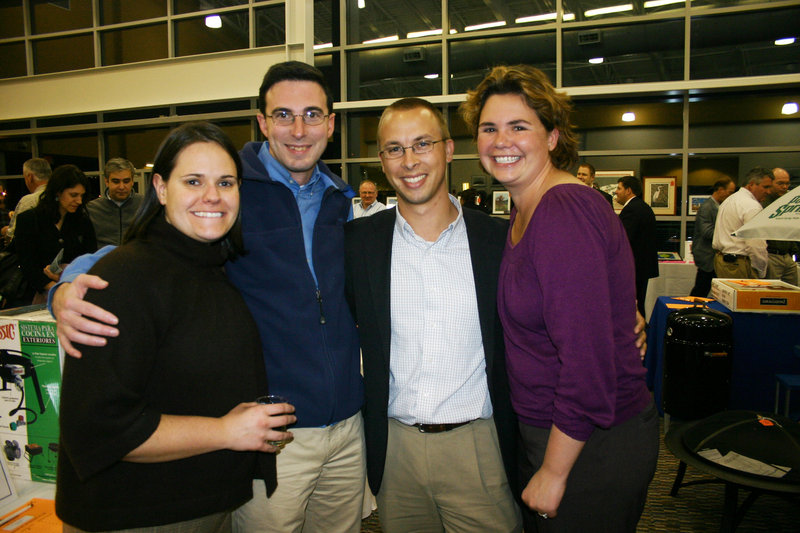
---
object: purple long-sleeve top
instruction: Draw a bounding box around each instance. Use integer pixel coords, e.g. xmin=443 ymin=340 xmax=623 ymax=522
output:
xmin=498 ymin=184 xmax=651 ymax=442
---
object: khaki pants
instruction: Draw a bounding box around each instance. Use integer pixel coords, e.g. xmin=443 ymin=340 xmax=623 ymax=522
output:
xmin=766 ymin=253 xmax=799 ymax=286
xmin=232 ymin=412 xmax=365 ymax=533
xmin=377 ymin=417 xmax=521 ymax=533
xmin=714 ymin=253 xmax=758 ymax=279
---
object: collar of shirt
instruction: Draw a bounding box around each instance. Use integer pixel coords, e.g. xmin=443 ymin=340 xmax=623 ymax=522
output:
xmin=258 ymin=142 xmax=335 ymax=195
xmin=104 ymin=190 xmax=130 ymax=207
xmin=393 ymin=194 xmax=464 ymax=247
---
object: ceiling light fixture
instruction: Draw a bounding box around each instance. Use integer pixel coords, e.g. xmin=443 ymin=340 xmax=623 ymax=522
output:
xmin=782 ymin=102 xmax=798 ymax=115
xmin=775 ymin=37 xmax=796 ymax=46
xmin=622 ymin=112 xmax=636 ymax=122
xmin=358 ymin=0 xmax=365 ymax=8
xmin=516 ymin=12 xmax=557 ymax=23
xmin=424 ymin=73 xmax=439 ymax=79
xmin=363 ymin=35 xmax=399 ymax=44
xmin=464 ymin=20 xmax=506 ymax=32
xmin=205 ymin=15 xmax=222 ymax=29
xmin=407 ymin=29 xmax=442 ymax=38
xmin=313 ymin=42 xmax=333 ymax=50
xmin=643 ymin=0 xmax=685 ymax=8
xmin=585 ymin=4 xmax=633 ymax=17
xmin=589 ymin=57 xmax=604 ymax=64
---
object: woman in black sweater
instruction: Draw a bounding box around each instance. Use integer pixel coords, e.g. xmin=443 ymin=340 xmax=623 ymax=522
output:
xmin=14 ymin=164 xmax=96 ymax=304
xmin=56 ymin=122 xmax=295 ymax=532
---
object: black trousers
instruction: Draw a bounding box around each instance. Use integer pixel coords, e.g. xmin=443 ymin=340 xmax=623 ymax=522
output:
xmin=518 ymin=403 xmax=659 ymax=533
xmin=690 ymin=268 xmax=715 ymax=297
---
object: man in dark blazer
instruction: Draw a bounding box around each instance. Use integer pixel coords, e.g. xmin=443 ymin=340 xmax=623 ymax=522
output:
xmin=344 ymin=98 xmax=521 ymax=532
xmin=616 ymin=176 xmax=659 ymax=316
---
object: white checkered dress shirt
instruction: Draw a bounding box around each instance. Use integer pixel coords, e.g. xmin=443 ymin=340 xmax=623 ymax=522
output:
xmin=388 ymin=196 xmax=493 ymax=425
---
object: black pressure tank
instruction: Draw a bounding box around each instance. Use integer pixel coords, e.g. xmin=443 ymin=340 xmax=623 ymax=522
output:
xmin=663 ymin=305 xmax=733 ymax=420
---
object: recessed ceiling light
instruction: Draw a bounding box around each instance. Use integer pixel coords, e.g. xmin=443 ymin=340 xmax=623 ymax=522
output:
xmin=775 ymin=37 xmax=796 ymax=46
xmin=358 ymin=0 xmax=365 ymax=8
xmin=205 ymin=15 xmax=222 ymax=29
xmin=782 ymin=102 xmax=798 ymax=115
xmin=589 ymin=57 xmax=604 ymax=64
xmin=424 ymin=73 xmax=439 ymax=79
xmin=622 ymin=112 xmax=636 ymax=122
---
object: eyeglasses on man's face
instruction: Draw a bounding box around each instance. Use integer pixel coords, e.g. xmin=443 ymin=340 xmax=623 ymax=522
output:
xmin=268 ymin=109 xmax=329 ymax=126
xmin=379 ymin=139 xmax=447 ymax=160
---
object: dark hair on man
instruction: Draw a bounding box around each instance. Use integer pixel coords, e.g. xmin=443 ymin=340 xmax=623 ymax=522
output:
xmin=23 ymin=158 xmax=52 ymax=181
xmin=35 ymin=164 xmax=90 ymax=223
xmin=712 ymin=177 xmax=733 ymax=192
xmin=124 ymin=122 xmax=245 ymax=258
xmin=257 ymin=61 xmax=333 ymax=116
xmin=579 ymin=162 xmax=595 ymax=176
xmin=378 ymin=97 xmax=451 ymax=146
xmin=104 ymin=157 xmax=135 ymax=178
xmin=618 ymin=176 xmax=643 ymax=197
xmin=460 ymin=64 xmax=578 ymax=171
xmin=741 ymin=166 xmax=774 ymax=188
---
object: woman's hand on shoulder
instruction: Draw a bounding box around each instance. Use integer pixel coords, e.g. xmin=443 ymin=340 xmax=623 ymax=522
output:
xmin=220 ymin=402 xmax=296 ymax=453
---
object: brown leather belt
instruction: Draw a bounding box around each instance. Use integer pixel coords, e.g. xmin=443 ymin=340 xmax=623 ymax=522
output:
xmin=413 ymin=421 xmax=472 ymax=433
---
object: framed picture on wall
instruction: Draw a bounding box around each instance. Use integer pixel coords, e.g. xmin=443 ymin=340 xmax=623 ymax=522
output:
xmin=595 ymin=170 xmax=634 ymax=212
xmin=644 ymin=176 xmax=677 ymax=215
xmin=352 ymin=197 xmax=362 ymax=208
xmin=492 ymin=190 xmax=511 ymax=215
xmin=386 ymin=197 xmax=397 ymax=209
xmin=688 ymin=195 xmax=710 ymax=216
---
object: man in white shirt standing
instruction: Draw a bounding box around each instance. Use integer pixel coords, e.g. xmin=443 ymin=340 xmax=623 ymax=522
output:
xmin=3 ymin=158 xmax=51 ymax=244
xmin=352 ymin=179 xmax=386 ymax=218
xmin=344 ymin=98 xmax=521 ymax=532
xmin=712 ymin=167 xmax=774 ymax=279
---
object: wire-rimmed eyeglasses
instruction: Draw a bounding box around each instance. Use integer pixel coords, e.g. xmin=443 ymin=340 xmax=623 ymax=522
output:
xmin=379 ymin=139 xmax=447 ymax=159
xmin=268 ymin=110 xmax=329 ymax=126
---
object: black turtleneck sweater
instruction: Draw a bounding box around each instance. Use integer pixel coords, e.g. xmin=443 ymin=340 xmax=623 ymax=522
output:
xmin=56 ymin=215 xmax=273 ymax=531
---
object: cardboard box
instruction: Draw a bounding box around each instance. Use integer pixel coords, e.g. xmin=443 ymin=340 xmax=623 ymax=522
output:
xmin=0 ymin=308 xmax=62 ymax=483
xmin=711 ymin=278 xmax=800 ymax=313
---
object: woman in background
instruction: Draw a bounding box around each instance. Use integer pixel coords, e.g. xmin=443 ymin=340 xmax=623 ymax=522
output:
xmin=56 ymin=122 xmax=295 ymax=532
xmin=14 ymin=164 xmax=96 ymax=304
xmin=460 ymin=65 xmax=658 ymax=532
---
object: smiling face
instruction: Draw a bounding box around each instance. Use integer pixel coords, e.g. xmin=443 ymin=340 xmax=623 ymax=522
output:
xmin=105 ymin=169 xmax=134 ymax=202
xmin=359 ymin=181 xmax=378 ymax=208
xmin=58 ymin=184 xmax=85 ymax=216
xmin=576 ymin=165 xmax=594 ymax=186
xmin=256 ymin=80 xmax=335 ymax=186
xmin=154 ymin=142 xmax=239 ymax=243
xmin=476 ymin=93 xmax=558 ymax=190
xmin=378 ymin=107 xmax=454 ymax=208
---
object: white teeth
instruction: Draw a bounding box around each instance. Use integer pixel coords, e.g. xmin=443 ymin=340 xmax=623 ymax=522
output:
xmin=404 ymin=174 xmax=426 ymax=184
xmin=494 ymin=156 xmax=520 ymax=164
xmin=194 ymin=212 xmax=223 ymax=218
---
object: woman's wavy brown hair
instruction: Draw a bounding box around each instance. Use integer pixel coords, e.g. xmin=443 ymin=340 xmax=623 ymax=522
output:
xmin=459 ymin=64 xmax=578 ymax=171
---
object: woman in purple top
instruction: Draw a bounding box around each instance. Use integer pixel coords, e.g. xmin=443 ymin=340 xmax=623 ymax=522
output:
xmin=460 ymin=65 xmax=658 ymax=532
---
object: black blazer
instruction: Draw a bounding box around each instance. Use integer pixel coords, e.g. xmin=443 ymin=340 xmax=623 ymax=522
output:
xmin=618 ymin=195 xmax=659 ymax=282
xmin=344 ymin=207 xmax=517 ymax=496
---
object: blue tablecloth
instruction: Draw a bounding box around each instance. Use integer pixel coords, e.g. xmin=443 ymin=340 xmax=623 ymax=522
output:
xmin=645 ymin=296 xmax=800 ymax=414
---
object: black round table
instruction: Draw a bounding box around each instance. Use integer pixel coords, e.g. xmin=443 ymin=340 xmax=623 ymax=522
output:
xmin=665 ymin=410 xmax=800 ymax=532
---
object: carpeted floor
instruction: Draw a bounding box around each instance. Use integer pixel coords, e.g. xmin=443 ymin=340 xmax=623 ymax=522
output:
xmin=360 ymin=418 xmax=800 ymax=532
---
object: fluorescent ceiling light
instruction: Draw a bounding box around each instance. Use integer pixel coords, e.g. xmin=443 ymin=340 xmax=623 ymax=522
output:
xmin=643 ymin=0 xmax=685 ymax=7
xmin=424 ymin=73 xmax=439 ymax=79
xmin=464 ymin=20 xmax=506 ymax=32
xmin=358 ymin=0 xmax=365 ymax=8
xmin=622 ymin=112 xmax=636 ymax=122
xmin=313 ymin=42 xmax=333 ymax=50
xmin=585 ymin=4 xmax=633 ymax=17
xmin=205 ymin=15 xmax=222 ymax=29
xmin=407 ymin=29 xmax=442 ymax=39
xmin=589 ymin=57 xmax=604 ymax=64
xmin=363 ymin=35 xmax=399 ymax=44
xmin=782 ymin=102 xmax=798 ymax=115
xmin=145 ymin=163 xmax=154 ymax=168
xmin=775 ymin=37 xmax=796 ymax=46
xmin=449 ymin=28 xmax=458 ymax=34
xmin=516 ymin=12 xmax=575 ymax=23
